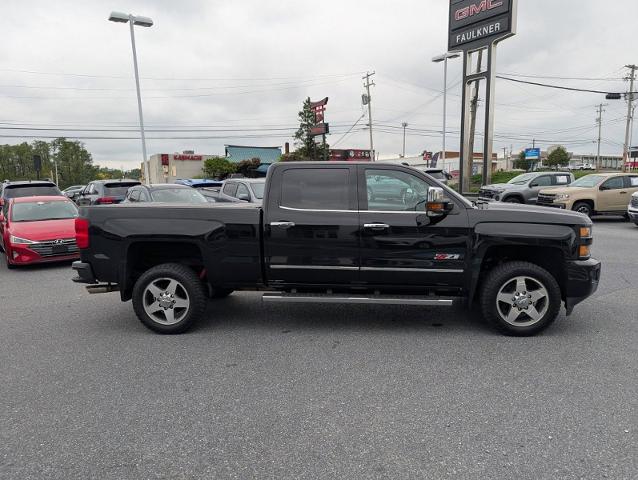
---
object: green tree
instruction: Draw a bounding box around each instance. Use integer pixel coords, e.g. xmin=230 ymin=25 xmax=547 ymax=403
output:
xmin=546 ymin=146 xmax=570 ymax=169
xmin=236 ymin=158 xmax=261 ymax=178
xmin=294 ymin=98 xmax=329 ymax=161
xmin=203 ymin=156 xmax=236 ymax=179
xmin=513 ymin=150 xmax=531 ymax=171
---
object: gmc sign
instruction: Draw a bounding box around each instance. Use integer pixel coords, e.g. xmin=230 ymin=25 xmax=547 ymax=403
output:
xmin=448 ymin=0 xmax=516 ymax=51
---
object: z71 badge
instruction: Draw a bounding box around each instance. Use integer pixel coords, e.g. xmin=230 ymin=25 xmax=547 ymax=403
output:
xmin=434 ymin=254 xmax=462 ymax=261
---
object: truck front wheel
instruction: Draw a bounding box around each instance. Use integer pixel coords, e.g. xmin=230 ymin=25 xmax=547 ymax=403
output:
xmin=480 ymin=261 xmax=561 ymax=336
xmin=132 ymin=263 xmax=207 ymax=334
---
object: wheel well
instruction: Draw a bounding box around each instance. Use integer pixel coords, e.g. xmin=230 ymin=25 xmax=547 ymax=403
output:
xmin=124 ymin=242 xmax=204 ymax=300
xmin=503 ymin=193 xmax=524 ymax=202
xmin=572 ymin=199 xmax=595 ymax=212
xmin=479 ymin=245 xmax=566 ymax=298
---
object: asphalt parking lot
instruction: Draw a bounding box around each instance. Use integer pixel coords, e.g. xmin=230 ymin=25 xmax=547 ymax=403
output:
xmin=0 ymin=219 xmax=636 ymax=479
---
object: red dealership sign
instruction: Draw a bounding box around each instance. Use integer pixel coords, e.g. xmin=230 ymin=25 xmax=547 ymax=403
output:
xmin=173 ymin=154 xmax=203 ymax=161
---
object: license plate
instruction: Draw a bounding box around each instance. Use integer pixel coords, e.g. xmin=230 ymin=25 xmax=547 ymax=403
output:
xmin=52 ymin=245 xmax=68 ymax=255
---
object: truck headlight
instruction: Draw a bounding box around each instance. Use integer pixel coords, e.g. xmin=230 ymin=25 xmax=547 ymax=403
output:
xmin=9 ymin=235 xmax=36 ymax=245
xmin=555 ymin=194 xmax=570 ymax=201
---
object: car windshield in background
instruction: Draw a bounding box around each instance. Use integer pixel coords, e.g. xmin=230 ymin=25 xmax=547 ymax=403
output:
xmin=508 ymin=173 xmax=536 ymax=185
xmin=150 ymin=188 xmax=208 ymax=203
xmin=4 ymin=185 xmax=61 ymax=198
xmin=251 ymin=183 xmax=265 ymax=199
xmin=11 ymin=200 xmax=78 ymax=222
xmin=104 ymin=183 xmax=140 ymax=196
xmin=570 ymin=175 xmax=604 ymax=188
xmin=427 ymin=172 xmax=446 ymax=180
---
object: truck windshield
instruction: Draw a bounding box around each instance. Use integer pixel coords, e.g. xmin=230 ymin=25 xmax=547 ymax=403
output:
xmin=150 ymin=188 xmax=208 ymax=203
xmin=508 ymin=174 xmax=536 ymax=185
xmin=570 ymin=175 xmax=604 ymax=188
xmin=12 ymin=200 xmax=78 ymax=222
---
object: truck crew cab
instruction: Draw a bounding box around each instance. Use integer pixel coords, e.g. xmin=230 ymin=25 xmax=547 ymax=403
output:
xmin=72 ymin=162 xmax=601 ymax=337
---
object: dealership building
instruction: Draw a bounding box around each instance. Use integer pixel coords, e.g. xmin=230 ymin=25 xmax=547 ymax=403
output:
xmin=143 ymin=145 xmax=282 ymax=183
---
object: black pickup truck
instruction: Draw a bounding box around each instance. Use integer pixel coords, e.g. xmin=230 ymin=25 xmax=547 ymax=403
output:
xmin=72 ymin=162 xmax=601 ymax=336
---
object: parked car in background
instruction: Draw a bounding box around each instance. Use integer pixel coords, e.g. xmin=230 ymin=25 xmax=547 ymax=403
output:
xmin=628 ymin=192 xmax=638 ymax=226
xmin=479 ymin=171 xmax=574 ymax=204
xmin=174 ymin=178 xmax=223 ymax=203
xmin=217 ymin=178 xmax=265 ymax=204
xmin=1 ymin=180 xmax=62 ymax=209
xmin=0 ymin=196 xmax=79 ymax=268
xmin=62 ymin=185 xmax=85 ymax=202
xmin=76 ymin=179 xmax=141 ymax=206
xmin=537 ymin=173 xmax=638 ymax=217
xmin=124 ymin=184 xmax=208 ymax=204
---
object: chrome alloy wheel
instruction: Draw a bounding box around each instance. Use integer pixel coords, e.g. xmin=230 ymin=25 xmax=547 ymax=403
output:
xmin=495 ymin=276 xmax=549 ymax=327
xmin=142 ymin=277 xmax=190 ymax=325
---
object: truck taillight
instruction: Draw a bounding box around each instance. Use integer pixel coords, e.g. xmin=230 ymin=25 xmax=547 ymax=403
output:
xmin=75 ymin=218 xmax=90 ymax=249
xmin=96 ymin=197 xmax=116 ymax=204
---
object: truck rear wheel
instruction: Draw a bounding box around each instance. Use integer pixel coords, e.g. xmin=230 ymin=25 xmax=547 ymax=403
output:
xmin=132 ymin=263 xmax=207 ymax=334
xmin=480 ymin=261 xmax=561 ymax=336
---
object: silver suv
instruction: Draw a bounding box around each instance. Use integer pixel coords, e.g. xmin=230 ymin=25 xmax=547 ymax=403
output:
xmin=479 ymin=171 xmax=575 ymax=204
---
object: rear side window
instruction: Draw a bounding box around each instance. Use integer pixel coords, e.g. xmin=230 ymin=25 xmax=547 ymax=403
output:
xmin=555 ymin=175 xmax=571 ymax=185
xmin=625 ymin=176 xmax=638 ymax=187
xmin=281 ymin=168 xmax=350 ymax=210
xmin=4 ymin=185 xmax=61 ymax=199
xmin=103 ymin=182 xmax=140 ymax=196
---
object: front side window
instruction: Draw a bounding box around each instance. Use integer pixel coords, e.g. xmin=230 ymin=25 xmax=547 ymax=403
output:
xmin=602 ymin=177 xmax=624 ymax=190
xmin=281 ymin=168 xmax=350 ymax=210
xmin=365 ymin=169 xmax=429 ymax=211
xmin=531 ymin=176 xmax=552 ymax=187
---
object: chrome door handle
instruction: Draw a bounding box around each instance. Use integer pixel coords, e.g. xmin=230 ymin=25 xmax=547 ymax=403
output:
xmin=364 ymin=223 xmax=390 ymax=230
xmin=271 ymin=221 xmax=296 ymax=229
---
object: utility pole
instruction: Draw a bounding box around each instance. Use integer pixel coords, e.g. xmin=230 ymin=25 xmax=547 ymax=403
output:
xmin=467 ymin=50 xmax=483 ymax=188
xmin=502 ymin=146 xmax=508 ymax=169
xmin=630 ymin=104 xmax=636 ymax=171
xmin=363 ymin=72 xmax=376 ymax=161
xmin=622 ymin=64 xmax=637 ymax=173
xmin=401 ymin=122 xmax=408 ymax=158
xmin=595 ymin=103 xmax=608 ymax=170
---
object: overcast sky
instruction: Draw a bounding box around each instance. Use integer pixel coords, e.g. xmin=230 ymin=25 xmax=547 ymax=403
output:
xmin=1 ymin=0 xmax=636 ymax=169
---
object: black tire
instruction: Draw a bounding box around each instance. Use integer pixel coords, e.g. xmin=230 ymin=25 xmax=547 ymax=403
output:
xmin=572 ymin=201 xmax=593 ymax=218
xmin=210 ymin=287 xmax=234 ymax=299
xmin=132 ymin=263 xmax=207 ymax=334
xmin=480 ymin=261 xmax=561 ymax=336
xmin=503 ymin=196 xmax=522 ymax=204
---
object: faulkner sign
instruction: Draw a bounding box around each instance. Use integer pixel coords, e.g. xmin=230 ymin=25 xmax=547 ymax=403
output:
xmin=449 ymin=0 xmax=516 ymax=51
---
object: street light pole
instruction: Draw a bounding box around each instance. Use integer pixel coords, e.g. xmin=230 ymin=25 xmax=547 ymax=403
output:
xmin=128 ymin=16 xmax=150 ymax=185
xmin=109 ymin=11 xmax=154 ymax=185
xmin=432 ymin=53 xmax=460 ymax=168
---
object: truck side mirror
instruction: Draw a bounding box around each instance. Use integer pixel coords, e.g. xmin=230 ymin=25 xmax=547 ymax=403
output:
xmin=426 ymin=187 xmax=453 ymax=217
xmin=237 ymin=193 xmax=250 ymax=202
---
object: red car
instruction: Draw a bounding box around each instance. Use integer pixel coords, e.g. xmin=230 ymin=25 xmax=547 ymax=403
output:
xmin=0 ymin=196 xmax=80 ymax=268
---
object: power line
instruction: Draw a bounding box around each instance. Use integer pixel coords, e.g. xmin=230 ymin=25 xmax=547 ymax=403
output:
xmin=498 ymin=72 xmax=624 ymax=82
xmin=497 ymin=75 xmax=637 ymax=95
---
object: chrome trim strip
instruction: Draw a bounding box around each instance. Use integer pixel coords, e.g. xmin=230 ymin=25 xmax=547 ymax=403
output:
xmin=279 ymin=205 xmax=428 ymax=215
xmin=269 ymin=265 xmax=359 ymax=271
xmin=262 ymin=294 xmax=454 ymax=306
xmin=361 ymin=267 xmax=463 ymax=273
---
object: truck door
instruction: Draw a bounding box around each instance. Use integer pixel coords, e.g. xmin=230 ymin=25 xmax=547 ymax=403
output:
xmin=263 ymin=165 xmax=360 ymax=286
xmin=528 ymin=175 xmax=552 ymax=204
xmin=598 ymin=176 xmax=626 ymax=211
xmin=357 ymin=165 xmax=469 ymax=288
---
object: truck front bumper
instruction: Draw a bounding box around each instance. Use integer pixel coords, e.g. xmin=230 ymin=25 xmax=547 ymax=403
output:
xmin=564 ymin=258 xmax=601 ymax=315
xmin=72 ymin=261 xmax=97 ymax=284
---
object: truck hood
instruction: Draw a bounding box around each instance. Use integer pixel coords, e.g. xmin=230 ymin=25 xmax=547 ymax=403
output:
xmin=474 ymin=201 xmax=590 ymax=226
xmin=539 ymin=186 xmax=587 ymax=195
xmin=482 ymin=183 xmax=519 ymax=191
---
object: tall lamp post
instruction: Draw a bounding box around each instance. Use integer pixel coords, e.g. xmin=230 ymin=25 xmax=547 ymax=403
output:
xmin=108 ymin=11 xmax=153 ymax=185
xmin=432 ymin=52 xmax=460 ymax=168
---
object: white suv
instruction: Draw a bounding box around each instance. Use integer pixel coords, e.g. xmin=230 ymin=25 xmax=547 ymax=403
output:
xmin=629 ymin=192 xmax=638 ymax=226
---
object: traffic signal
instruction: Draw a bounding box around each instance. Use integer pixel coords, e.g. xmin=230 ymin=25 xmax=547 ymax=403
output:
xmin=605 ymin=93 xmax=622 ymax=100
